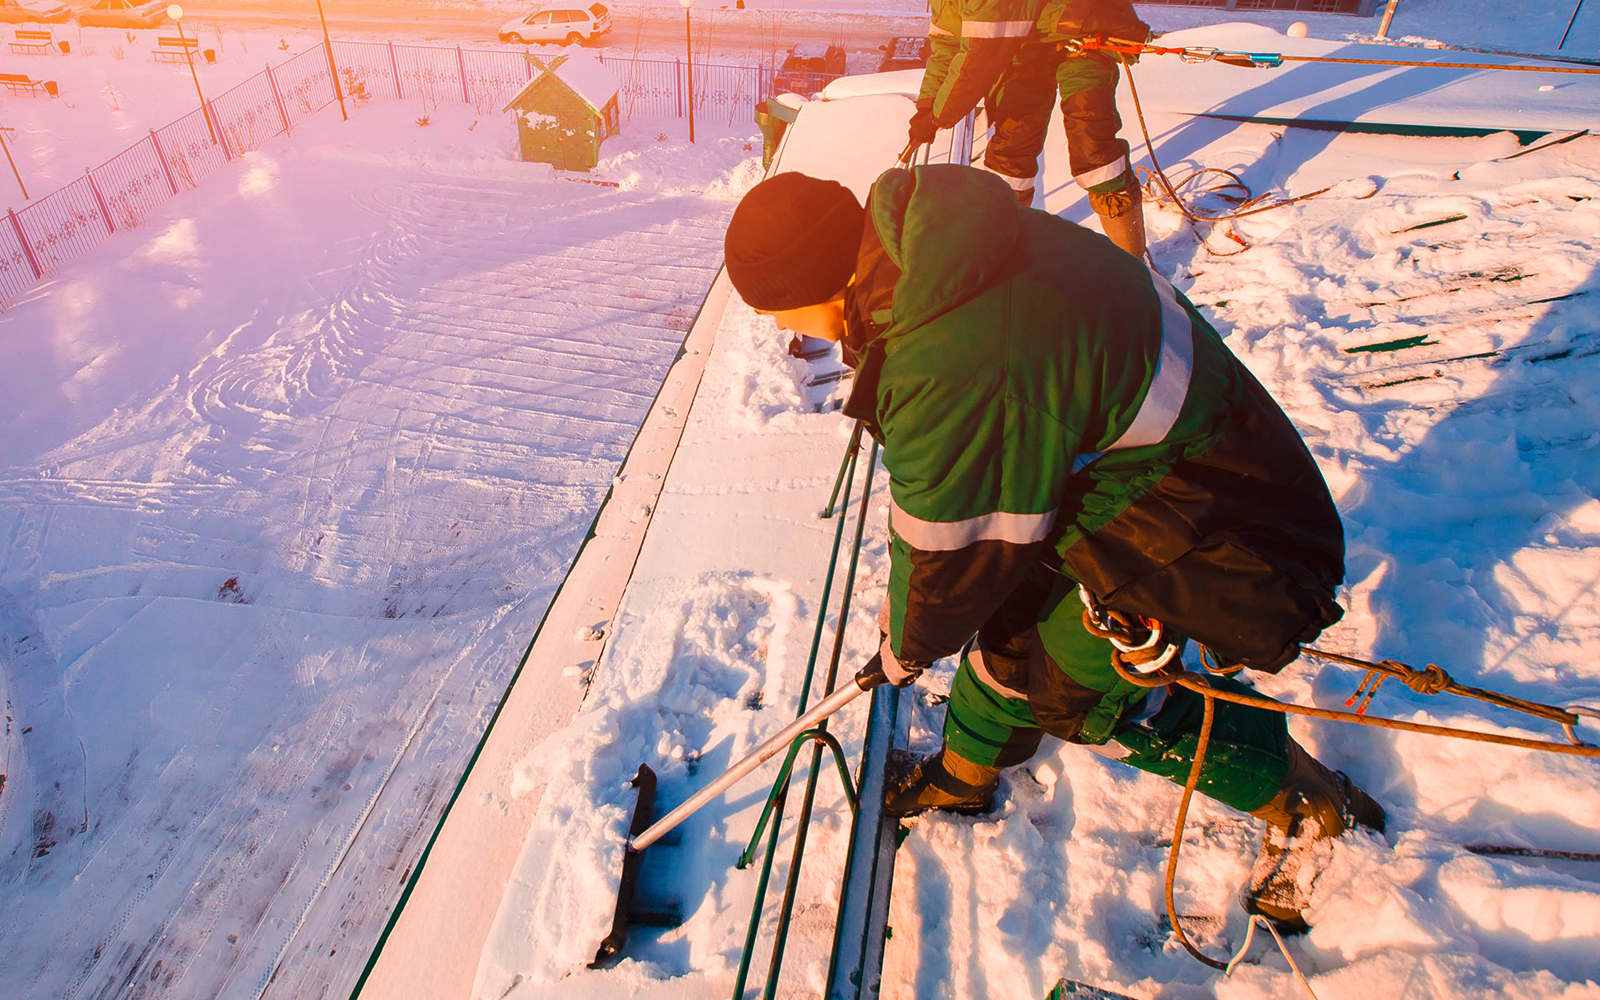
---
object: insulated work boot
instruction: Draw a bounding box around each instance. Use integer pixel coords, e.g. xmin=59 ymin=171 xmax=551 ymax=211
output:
xmin=1241 ymin=739 xmax=1386 ymax=932
xmin=884 ymin=745 xmax=1001 ymax=818
xmin=1090 ymin=184 xmax=1148 ymax=261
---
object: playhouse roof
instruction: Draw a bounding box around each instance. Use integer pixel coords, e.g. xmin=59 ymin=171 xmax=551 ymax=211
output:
xmin=503 ymin=52 xmax=619 ymax=115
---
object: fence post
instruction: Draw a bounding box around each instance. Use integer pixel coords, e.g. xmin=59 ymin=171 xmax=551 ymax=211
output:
xmin=8 ymin=208 xmax=41 ymax=280
xmin=322 ymin=33 xmax=347 ymax=120
xmin=266 ymin=62 xmax=292 ymax=133
xmin=85 ymin=168 xmax=115 ymax=234
xmin=209 ymin=101 xmax=232 ymax=161
xmin=676 ymin=58 xmax=683 ymax=118
xmin=456 ymin=44 xmax=470 ymax=103
xmin=149 ymin=129 xmax=179 ymax=194
xmin=389 ymin=41 xmax=403 ymax=98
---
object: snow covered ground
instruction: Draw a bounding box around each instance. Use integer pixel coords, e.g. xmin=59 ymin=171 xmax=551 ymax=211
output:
xmin=472 ymin=24 xmax=1600 ymax=1000
xmin=0 ymin=100 xmax=759 ymax=999
xmin=2 ymin=26 xmax=331 ymax=196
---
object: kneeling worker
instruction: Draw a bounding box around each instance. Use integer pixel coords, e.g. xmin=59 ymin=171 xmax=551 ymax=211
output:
xmin=721 ymin=167 xmax=1385 ymax=928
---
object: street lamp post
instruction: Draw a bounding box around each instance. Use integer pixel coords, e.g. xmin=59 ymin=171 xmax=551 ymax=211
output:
xmin=165 ymin=5 xmax=216 ymax=143
xmin=0 ymin=126 xmax=27 ymax=201
xmin=315 ymin=0 xmax=348 ymax=122
xmin=680 ymin=0 xmax=694 ymax=143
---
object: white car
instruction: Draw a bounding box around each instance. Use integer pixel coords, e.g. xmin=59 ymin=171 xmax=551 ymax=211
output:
xmin=499 ymin=3 xmax=611 ymax=45
xmin=76 ymin=0 xmax=164 ymax=27
xmin=0 ymin=0 xmax=71 ymax=22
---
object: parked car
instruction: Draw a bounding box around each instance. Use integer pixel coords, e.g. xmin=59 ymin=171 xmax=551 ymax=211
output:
xmin=877 ymin=36 xmax=929 ymax=73
xmin=772 ymin=43 xmax=845 ymax=96
xmin=0 ymin=0 xmax=72 ymax=24
xmin=499 ymin=3 xmax=611 ymax=45
xmin=76 ymin=0 xmax=165 ymax=27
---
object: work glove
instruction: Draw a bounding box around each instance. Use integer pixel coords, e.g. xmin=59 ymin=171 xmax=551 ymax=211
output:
xmin=906 ymin=108 xmax=939 ymax=150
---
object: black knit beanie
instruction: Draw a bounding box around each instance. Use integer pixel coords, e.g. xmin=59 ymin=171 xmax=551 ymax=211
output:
xmin=724 ymin=172 xmax=863 ymax=310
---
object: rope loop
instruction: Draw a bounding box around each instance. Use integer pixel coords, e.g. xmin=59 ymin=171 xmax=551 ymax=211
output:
xmin=1200 ymin=645 xmax=1244 ymax=677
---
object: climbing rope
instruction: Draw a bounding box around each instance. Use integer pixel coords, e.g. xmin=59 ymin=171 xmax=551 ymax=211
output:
xmin=1108 ymin=47 xmax=1374 ymax=256
xmin=1093 ymin=31 xmax=1599 ymax=254
xmin=1301 ymin=645 xmax=1588 ymax=733
xmin=1228 ymin=915 xmax=1322 ymax=1000
xmin=1081 ymin=591 xmax=1600 ymax=979
xmin=1073 ymin=35 xmax=1600 ymax=75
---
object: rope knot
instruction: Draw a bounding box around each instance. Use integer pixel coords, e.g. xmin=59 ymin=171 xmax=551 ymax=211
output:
xmin=1394 ymin=661 xmax=1451 ymax=695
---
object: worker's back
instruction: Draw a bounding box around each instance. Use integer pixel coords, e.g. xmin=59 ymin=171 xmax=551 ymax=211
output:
xmin=845 ymin=164 xmax=1344 ymax=669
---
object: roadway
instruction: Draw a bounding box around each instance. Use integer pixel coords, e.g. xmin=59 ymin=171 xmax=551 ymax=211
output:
xmin=181 ymin=0 xmax=928 ymax=67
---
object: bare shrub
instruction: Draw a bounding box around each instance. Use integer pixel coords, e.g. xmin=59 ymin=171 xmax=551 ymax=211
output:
xmin=341 ymin=65 xmax=371 ymax=106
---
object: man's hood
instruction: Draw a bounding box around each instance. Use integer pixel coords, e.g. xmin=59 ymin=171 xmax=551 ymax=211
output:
xmin=848 ymin=164 xmax=1022 ymax=348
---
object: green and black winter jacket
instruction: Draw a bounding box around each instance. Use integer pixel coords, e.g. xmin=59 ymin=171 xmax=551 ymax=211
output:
xmin=920 ymin=0 xmax=1149 ymax=127
xmin=843 ymin=165 xmax=1345 ymax=672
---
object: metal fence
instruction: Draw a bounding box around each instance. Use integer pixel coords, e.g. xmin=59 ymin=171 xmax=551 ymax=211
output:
xmin=328 ymin=42 xmax=842 ymax=126
xmin=0 ymin=42 xmax=337 ymax=307
xmin=1 ymin=41 xmax=838 ymax=309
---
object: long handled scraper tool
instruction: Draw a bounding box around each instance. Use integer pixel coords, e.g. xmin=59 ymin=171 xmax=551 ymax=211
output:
xmin=592 ymin=655 xmax=889 ymax=965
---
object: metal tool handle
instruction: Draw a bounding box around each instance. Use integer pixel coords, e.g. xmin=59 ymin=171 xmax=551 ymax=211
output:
xmin=628 ymin=661 xmax=884 ymax=853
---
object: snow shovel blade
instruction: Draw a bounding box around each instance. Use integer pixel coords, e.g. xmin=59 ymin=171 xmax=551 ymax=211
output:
xmin=591 ymin=763 xmax=657 ymax=968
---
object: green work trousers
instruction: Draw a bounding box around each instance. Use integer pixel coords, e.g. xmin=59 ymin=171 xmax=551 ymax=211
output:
xmin=941 ymin=570 xmax=1291 ymax=814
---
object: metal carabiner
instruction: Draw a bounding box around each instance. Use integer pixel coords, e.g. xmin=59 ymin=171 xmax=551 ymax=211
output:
xmin=1178 ymin=45 xmax=1219 ymax=64
xmin=1125 ymin=641 xmax=1181 ymax=675
xmin=1565 ymin=705 xmax=1599 ymax=746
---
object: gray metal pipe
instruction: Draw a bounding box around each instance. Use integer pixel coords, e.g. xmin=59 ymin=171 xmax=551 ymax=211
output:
xmin=628 ymin=673 xmax=876 ymax=853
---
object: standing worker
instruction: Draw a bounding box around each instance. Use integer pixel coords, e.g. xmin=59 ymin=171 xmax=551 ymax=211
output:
xmin=722 ymin=167 xmax=1386 ymax=929
xmin=910 ymin=0 xmax=1154 ymax=257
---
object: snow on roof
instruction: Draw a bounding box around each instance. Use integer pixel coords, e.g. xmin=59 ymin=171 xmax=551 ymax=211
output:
xmin=550 ymin=51 xmax=618 ymax=113
xmin=818 ymin=69 xmax=923 ymax=102
xmin=503 ymin=52 xmax=618 ymax=116
xmin=1144 ymin=24 xmax=1599 ymax=133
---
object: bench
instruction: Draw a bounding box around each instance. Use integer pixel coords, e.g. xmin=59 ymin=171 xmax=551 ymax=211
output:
xmin=153 ymin=36 xmax=198 ymax=63
xmin=0 ymin=73 xmax=55 ymax=96
xmin=9 ymin=30 xmax=54 ymax=55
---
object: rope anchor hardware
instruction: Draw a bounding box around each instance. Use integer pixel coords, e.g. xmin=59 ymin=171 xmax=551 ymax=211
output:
xmin=1566 ymin=705 xmax=1600 ymax=747
xmin=1175 ymin=45 xmax=1283 ymax=69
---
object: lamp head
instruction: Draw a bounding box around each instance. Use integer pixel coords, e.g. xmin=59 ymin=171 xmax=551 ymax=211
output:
xmin=166 ymin=3 xmax=183 ymax=19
